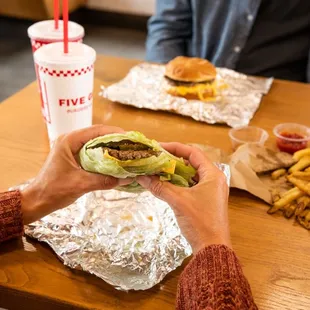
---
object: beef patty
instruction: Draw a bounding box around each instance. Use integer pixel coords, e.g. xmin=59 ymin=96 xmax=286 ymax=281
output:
xmin=165 ymin=76 xmax=214 ymax=87
xmin=103 ymin=148 xmax=160 ymax=160
xmin=96 ymin=140 xmax=160 ymax=160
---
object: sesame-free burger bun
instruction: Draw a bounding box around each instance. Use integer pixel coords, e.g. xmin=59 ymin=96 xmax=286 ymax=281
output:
xmin=165 ymin=56 xmax=216 ymax=83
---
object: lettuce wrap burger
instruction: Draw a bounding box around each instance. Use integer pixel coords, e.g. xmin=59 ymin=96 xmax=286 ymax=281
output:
xmin=79 ymin=131 xmax=196 ymax=191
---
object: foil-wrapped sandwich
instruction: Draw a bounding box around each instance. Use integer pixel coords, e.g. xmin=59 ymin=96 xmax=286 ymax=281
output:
xmin=79 ymin=131 xmax=196 ymax=191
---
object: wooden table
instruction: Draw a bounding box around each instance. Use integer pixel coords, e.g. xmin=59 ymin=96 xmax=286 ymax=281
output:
xmin=0 ymin=55 xmax=310 ymax=310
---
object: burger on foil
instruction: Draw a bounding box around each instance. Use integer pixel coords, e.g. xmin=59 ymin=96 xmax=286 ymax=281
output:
xmin=79 ymin=131 xmax=196 ymax=192
xmin=164 ymin=56 xmax=220 ymax=101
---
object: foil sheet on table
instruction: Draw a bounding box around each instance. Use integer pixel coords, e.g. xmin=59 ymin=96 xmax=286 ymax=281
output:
xmin=13 ymin=162 xmax=230 ymax=291
xmin=101 ymin=63 xmax=273 ymax=128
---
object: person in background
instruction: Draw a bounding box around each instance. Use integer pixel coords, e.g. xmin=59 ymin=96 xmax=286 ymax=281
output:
xmin=0 ymin=125 xmax=257 ymax=309
xmin=146 ymin=0 xmax=310 ymax=83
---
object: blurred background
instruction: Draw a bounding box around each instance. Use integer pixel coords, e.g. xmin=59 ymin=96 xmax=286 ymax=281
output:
xmin=0 ymin=0 xmax=154 ymax=101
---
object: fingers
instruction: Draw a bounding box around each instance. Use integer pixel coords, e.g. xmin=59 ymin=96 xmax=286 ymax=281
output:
xmin=162 ymin=142 xmax=215 ymax=180
xmin=82 ymin=171 xmax=133 ymax=192
xmin=161 ymin=142 xmax=194 ymax=159
xmin=137 ymin=176 xmax=182 ymax=205
xmin=67 ymin=125 xmax=125 ymax=154
xmin=118 ymin=178 xmax=135 ymax=186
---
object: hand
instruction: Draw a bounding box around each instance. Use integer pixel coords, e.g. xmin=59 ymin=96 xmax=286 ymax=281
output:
xmin=21 ymin=125 xmax=131 ymax=224
xmin=138 ymin=143 xmax=231 ymax=253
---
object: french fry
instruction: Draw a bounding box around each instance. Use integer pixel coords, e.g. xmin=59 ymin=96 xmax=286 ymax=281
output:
xmin=271 ymin=168 xmax=287 ymax=180
xmin=294 ymin=196 xmax=310 ymax=216
xmin=281 ymin=187 xmax=300 ymax=198
xmin=293 ymin=148 xmax=310 ymax=161
xmin=300 ymin=209 xmax=309 ymax=217
xmin=267 ymin=149 xmax=310 ymax=225
xmin=272 ymin=187 xmax=304 ymax=209
xmin=289 ymin=156 xmax=310 ymax=173
xmin=287 ymin=175 xmax=310 ymax=196
xmin=297 ymin=220 xmax=310 ymax=230
xmin=291 ymin=171 xmax=310 ymax=180
xmin=273 ymin=195 xmax=280 ymax=202
xmin=268 ymin=203 xmax=284 ymax=214
xmin=284 ymin=202 xmax=297 ymax=218
xmin=282 ymin=201 xmax=297 ymax=218
xmin=297 ymin=209 xmax=310 ymax=230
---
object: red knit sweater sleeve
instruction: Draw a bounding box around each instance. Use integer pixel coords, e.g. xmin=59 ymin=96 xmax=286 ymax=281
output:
xmin=0 ymin=190 xmax=24 ymax=243
xmin=176 ymin=244 xmax=258 ymax=310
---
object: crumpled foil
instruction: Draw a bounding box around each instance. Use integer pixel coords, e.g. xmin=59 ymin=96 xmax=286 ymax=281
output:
xmin=101 ymin=63 xmax=273 ymax=128
xmin=12 ymin=163 xmax=230 ymax=291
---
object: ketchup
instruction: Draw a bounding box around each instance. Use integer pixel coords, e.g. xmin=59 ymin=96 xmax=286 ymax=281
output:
xmin=277 ymin=132 xmax=307 ymax=154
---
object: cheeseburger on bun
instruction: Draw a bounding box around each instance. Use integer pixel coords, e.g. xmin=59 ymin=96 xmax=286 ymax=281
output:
xmin=165 ymin=56 xmax=218 ymax=101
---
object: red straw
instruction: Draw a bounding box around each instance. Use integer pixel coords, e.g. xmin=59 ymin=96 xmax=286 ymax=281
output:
xmin=54 ymin=0 xmax=59 ymax=29
xmin=63 ymin=0 xmax=69 ymax=53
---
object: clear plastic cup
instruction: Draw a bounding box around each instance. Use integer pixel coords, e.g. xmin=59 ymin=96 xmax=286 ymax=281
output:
xmin=34 ymin=42 xmax=96 ymax=146
xmin=28 ymin=20 xmax=85 ymax=52
xmin=229 ymin=126 xmax=269 ymax=150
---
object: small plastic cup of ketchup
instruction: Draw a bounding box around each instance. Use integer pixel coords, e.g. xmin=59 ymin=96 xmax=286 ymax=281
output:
xmin=273 ymin=123 xmax=310 ymax=154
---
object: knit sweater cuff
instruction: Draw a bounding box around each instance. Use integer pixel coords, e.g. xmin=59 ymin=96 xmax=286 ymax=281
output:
xmin=187 ymin=244 xmax=245 ymax=282
xmin=176 ymin=244 xmax=257 ymax=310
xmin=0 ymin=190 xmax=24 ymax=242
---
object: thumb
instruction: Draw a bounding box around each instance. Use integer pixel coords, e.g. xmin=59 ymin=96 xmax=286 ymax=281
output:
xmin=137 ymin=176 xmax=180 ymax=205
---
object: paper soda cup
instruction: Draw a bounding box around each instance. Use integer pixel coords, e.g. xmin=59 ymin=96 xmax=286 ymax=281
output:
xmin=28 ymin=20 xmax=85 ymax=52
xmin=34 ymin=42 xmax=96 ymax=146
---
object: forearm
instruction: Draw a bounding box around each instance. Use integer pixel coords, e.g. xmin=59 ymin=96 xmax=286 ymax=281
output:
xmin=176 ymin=245 xmax=258 ymax=310
xmin=0 ymin=191 xmax=24 ymax=243
xmin=146 ymin=0 xmax=192 ymax=63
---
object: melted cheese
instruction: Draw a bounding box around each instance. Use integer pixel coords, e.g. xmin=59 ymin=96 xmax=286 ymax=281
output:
xmin=161 ymin=160 xmax=176 ymax=174
xmin=170 ymin=82 xmax=227 ymax=102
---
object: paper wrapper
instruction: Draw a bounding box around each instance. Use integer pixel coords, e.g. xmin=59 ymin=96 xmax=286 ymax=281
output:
xmin=12 ymin=161 xmax=230 ymax=291
xmin=101 ymin=63 xmax=273 ymax=128
xmin=193 ymin=143 xmax=292 ymax=204
xmin=229 ymin=145 xmax=272 ymax=203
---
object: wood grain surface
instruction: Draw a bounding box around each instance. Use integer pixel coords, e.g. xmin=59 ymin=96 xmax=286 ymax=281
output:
xmin=0 ymin=55 xmax=310 ymax=310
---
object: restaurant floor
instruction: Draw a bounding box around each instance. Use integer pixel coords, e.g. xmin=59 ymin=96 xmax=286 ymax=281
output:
xmin=0 ymin=12 xmax=146 ymax=101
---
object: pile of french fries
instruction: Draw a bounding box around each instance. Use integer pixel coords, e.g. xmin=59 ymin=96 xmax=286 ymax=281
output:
xmin=269 ymin=148 xmax=310 ymax=230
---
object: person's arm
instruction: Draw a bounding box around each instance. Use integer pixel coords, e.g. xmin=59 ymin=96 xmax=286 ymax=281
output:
xmin=138 ymin=143 xmax=258 ymax=310
xmin=177 ymin=245 xmax=258 ymax=310
xmin=146 ymin=0 xmax=192 ymax=63
xmin=0 ymin=125 xmax=132 ymax=244
xmin=0 ymin=191 xmax=23 ymax=243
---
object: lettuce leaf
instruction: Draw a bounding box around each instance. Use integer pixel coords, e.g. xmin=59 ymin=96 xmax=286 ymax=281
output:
xmin=79 ymin=131 xmax=196 ymax=191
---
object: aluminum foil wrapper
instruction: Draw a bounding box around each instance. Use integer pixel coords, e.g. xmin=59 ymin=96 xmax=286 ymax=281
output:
xmin=101 ymin=63 xmax=273 ymax=128
xmin=13 ymin=163 xmax=230 ymax=291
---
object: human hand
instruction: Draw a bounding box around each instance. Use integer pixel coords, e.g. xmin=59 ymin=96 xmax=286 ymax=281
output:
xmin=138 ymin=143 xmax=231 ymax=253
xmin=21 ymin=125 xmax=131 ymax=224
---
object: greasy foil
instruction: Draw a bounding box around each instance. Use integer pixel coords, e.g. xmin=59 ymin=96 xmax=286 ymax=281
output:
xmin=101 ymin=63 xmax=273 ymax=128
xmin=13 ymin=163 xmax=230 ymax=291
